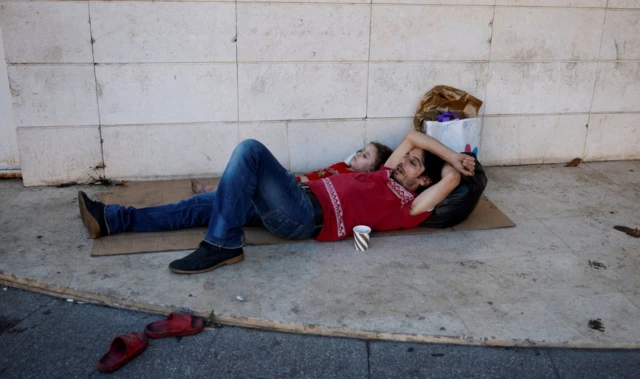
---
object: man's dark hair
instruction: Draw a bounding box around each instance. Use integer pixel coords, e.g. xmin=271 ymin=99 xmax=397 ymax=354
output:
xmin=370 ymin=141 xmax=393 ymax=171
xmin=416 ymin=150 xmax=445 ymax=193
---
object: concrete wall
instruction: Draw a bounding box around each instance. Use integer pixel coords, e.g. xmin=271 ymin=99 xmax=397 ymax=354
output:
xmin=1 ymin=1 xmax=639 ymax=186
xmin=0 ymin=26 xmax=19 ymax=170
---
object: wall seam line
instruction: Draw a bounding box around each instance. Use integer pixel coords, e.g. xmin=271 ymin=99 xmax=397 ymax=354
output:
xmin=584 ymin=3 xmax=609 ymax=159
xmin=480 ymin=1 xmax=496 ymax=147
xmin=286 ymin=121 xmax=291 ymax=170
xmin=3 ymin=0 xmax=639 ymax=10
xmin=19 ymin=111 xmax=638 ymax=130
xmin=2 ymin=1 xmax=623 ymax=9
xmin=28 ymin=110 xmax=640 ymax=129
xmin=87 ymin=1 xmax=105 ymax=174
xmin=8 ymin=59 xmax=640 ymax=65
xmin=365 ymin=0 xmax=373 ymax=124
xmin=234 ymin=0 xmax=240 ymax=125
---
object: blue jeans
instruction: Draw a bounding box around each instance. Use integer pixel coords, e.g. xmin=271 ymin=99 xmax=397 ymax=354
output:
xmin=104 ymin=139 xmax=318 ymax=248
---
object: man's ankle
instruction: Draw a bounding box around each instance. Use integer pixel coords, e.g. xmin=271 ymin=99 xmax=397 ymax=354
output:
xmin=168 ymin=241 xmax=244 ymax=274
xmin=78 ymin=191 xmax=108 ymax=238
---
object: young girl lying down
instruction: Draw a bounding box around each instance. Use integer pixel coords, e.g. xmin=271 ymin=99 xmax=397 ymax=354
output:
xmin=191 ymin=141 xmax=393 ymax=194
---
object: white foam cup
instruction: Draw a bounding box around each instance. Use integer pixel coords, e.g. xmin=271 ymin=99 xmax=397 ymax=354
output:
xmin=353 ymin=225 xmax=372 ymax=251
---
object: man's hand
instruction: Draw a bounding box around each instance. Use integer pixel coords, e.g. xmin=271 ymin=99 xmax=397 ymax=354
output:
xmin=450 ymin=153 xmax=476 ymax=177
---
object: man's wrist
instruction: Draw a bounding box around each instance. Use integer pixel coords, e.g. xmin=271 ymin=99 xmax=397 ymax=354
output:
xmin=443 ymin=150 xmax=458 ymax=165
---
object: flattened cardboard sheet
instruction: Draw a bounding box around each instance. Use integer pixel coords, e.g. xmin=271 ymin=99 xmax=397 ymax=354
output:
xmin=91 ymin=179 xmax=514 ymax=257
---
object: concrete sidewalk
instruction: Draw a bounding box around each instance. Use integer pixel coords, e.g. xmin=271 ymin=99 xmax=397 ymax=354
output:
xmin=1 ymin=161 xmax=639 ymax=348
xmin=2 ymin=287 xmax=640 ymax=379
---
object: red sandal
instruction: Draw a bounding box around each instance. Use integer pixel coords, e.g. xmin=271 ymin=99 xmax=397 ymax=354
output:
xmin=144 ymin=312 xmax=205 ymax=339
xmin=96 ymin=331 xmax=148 ymax=372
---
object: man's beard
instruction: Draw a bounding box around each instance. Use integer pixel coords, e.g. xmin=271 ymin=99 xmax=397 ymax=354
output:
xmin=391 ymin=169 xmax=420 ymax=191
xmin=390 ymin=169 xmax=402 ymax=185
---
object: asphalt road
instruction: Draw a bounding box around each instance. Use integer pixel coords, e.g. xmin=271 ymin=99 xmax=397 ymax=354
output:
xmin=1 ymin=286 xmax=639 ymax=379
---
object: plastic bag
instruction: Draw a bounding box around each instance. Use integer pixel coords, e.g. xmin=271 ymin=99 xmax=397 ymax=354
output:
xmin=413 ymin=85 xmax=483 ymax=132
xmin=426 ymin=118 xmax=482 ymax=159
xmin=420 ymin=152 xmax=487 ymax=229
xmin=437 ymin=112 xmax=460 ymax=122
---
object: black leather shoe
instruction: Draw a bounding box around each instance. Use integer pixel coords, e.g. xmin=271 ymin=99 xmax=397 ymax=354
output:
xmin=169 ymin=242 xmax=244 ymax=274
xmin=77 ymin=191 xmax=108 ymax=239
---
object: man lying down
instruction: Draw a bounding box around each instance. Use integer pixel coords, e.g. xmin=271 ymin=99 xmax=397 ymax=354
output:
xmin=77 ymin=131 xmax=476 ymax=275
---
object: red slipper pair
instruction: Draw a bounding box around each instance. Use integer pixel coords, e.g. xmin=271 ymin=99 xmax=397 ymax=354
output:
xmin=97 ymin=313 xmax=205 ymax=372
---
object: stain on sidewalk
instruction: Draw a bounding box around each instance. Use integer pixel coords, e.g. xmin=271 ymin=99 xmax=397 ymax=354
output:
xmin=588 ymin=319 xmax=605 ymax=332
xmin=588 ymin=260 xmax=607 ymax=270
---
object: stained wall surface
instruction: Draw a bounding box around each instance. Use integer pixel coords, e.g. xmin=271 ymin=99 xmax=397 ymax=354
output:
xmin=1 ymin=1 xmax=639 ymax=185
xmin=0 ymin=26 xmax=18 ymax=170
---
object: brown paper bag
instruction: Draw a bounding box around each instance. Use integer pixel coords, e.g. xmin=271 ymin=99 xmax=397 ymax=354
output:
xmin=413 ymin=85 xmax=483 ymax=132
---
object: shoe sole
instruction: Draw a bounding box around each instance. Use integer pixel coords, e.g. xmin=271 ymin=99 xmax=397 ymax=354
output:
xmin=78 ymin=191 xmax=101 ymax=239
xmin=169 ymin=254 xmax=244 ymax=275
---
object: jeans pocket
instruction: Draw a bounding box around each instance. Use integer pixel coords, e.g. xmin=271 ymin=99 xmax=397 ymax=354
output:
xmin=261 ymin=209 xmax=304 ymax=239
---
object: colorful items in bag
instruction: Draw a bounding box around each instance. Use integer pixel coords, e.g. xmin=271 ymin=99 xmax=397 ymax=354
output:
xmin=437 ymin=112 xmax=460 ymax=122
xmin=413 ymin=85 xmax=483 ymax=132
xmin=465 ymin=144 xmax=479 ymax=156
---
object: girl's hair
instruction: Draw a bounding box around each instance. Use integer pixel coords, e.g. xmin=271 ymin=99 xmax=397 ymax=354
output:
xmin=369 ymin=142 xmax=394 ymax=171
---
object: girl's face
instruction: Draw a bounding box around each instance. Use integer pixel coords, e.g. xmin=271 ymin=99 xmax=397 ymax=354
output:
xmin=350 ymin=144 xmax=379 ymax=172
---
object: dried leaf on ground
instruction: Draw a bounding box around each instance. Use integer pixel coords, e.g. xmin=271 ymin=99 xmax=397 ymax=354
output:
xmin=613 ymin=226 xmax=640 ymax=238
xmin=565 ymin=158 xmax=582 ymax=167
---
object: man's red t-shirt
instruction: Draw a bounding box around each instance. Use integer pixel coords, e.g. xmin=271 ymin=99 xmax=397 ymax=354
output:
xmin=307 ymin=167 xmax=432 ymax=241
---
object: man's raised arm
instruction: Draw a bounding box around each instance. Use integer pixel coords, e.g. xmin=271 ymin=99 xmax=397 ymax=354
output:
xmin=409 ymin=164 xmax=461 ymax=216
xmin=385 ymin=131 xmax=476 ymax=216
xmin=385 ymin=131 xmax=475 ymax=176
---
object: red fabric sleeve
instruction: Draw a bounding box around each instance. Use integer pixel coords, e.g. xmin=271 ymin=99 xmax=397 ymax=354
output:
xmin=328 ymin=162 xmax=353 ymax=175
xmin=300 ymin=162 xmax=352 ymax=182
